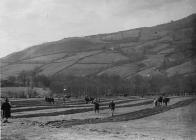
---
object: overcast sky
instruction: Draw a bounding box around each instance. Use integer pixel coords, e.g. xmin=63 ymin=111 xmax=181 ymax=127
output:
xmin=0 ymin=0 xmax=196 ymax=58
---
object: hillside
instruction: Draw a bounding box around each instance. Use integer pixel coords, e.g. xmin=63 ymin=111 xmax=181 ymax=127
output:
xmin=1 ymin=14 xmax=196 ymax=79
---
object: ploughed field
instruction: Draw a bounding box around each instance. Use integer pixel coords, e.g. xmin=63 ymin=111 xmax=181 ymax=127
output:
xmin=1 ymin=96 xmax=196 ymax=140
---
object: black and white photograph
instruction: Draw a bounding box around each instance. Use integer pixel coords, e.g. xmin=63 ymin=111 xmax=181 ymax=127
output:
xmin=0 ymin=0 xmax=196 ymax=139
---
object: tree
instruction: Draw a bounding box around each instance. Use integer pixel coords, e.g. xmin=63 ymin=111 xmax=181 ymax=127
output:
xmin=17 ymin=71 xmax=28 ymax=86
xmin=49 ymin=80 xmax=64 ymax=94
xmin=147 ymin=74 xmax=168 ymax=94
xmin=35 ymin=75 xmax=50 ymax=87
xmin=3 ymin=76 xmax=17 ymax=86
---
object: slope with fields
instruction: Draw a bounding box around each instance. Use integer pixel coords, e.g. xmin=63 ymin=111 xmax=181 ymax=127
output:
xmin=0 ymin=14 xmax=196 ymax=79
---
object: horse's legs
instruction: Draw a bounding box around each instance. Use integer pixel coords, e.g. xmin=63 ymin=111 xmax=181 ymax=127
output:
xmin=155 ymin=101 xmax=158 ymax=106
xmin=160 ymin=101 xmax=163 ymax=106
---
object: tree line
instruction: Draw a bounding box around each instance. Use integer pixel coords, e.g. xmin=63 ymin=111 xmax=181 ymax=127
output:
xmin=1 ymin=68 xmax=195 ymax=97
xmin=1 ymin=69 xmax=50 ymax=88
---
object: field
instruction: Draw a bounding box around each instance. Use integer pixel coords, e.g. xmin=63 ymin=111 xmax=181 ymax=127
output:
xmin=0 ymin=87 xmax=50 ymax=98
xmin=1 ymin=96 xmax=196 ymax=140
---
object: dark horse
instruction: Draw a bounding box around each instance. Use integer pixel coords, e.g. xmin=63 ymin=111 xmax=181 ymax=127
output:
xmin=154 ymin=96 xmax=163 ymax=107
xmin=45 ymin=97 xmax=54 ymax=104
xmin=157 ymin=96 xmax=163 ymax=106
xmin=85 ymin=96 xmax=95 ymax=104
xmin=162 ymin=97 xmax=170 ymax=106
xmin=154 ymin=96 xmax=170 ymax=107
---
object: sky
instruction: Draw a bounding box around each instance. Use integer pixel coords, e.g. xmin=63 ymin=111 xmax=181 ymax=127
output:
xmin=0 ymin=0 xmax=196 ymax=58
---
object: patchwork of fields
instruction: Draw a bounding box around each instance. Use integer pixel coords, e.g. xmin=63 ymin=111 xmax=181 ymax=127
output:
xmin=1 ymin=96 xmax=196 ymax=140
xmin=1 ymin=14 xmax=195 ymax=79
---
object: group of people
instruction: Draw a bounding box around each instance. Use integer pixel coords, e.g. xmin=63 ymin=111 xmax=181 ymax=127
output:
xmin=93 ymin=99 xmax=116 ymax=116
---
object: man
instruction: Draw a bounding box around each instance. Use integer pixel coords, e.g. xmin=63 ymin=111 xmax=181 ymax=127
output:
xmin=1 ymin=98 xmax=11 ymax=123
xmin=109 ymin=100 xmax=115 ymax=116
xmin=94 ymin=101 xmax=100 ymax=114
xmin=85 ymin=96 xmax=89 ymax=104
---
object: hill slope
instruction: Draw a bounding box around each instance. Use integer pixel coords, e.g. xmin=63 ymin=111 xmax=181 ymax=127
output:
xmin=1 ymin=14 xmax=196 ymax=79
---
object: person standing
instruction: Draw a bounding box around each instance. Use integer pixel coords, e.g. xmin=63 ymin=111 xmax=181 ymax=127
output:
xmin=1 ymin=98 xmax=11 ymax=123
xmin=94 ymin=101 xmax=100 ymax=114
xmin=109 ymin=100 xmax=115 ymax=116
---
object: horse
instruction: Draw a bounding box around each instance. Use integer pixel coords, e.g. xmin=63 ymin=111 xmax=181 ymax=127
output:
xmin=162 ymin=97 xmax=170 ymax=106
xmin=45 ymin=97 xmax=54 ymax=104
xmin=89 ymin=97 xmax=95 ymax=103
xmin=153 ymin=96 xmax=162 ymax=107
xmin=154 ymin=96 xmax=170 ymax=107
xmin=85 ymin=96 xmax=95 ymax=104
xmin=51 ymin=97 xmax=54 ymax=104
xmin=157 ymin=96 xmax=163 ymax=106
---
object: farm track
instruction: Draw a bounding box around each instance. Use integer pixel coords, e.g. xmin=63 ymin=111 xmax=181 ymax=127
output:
xmin=12 ymin=99 xmax=152 ymax=118
xmin=39 ymin=98 xmax=196 ymax=128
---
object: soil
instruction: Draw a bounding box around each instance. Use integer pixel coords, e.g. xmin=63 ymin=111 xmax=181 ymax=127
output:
xmin=1 ymin=96 xmax=196 ymax=140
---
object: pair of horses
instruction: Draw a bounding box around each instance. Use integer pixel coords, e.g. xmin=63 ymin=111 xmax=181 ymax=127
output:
xmin=85 ymin=96 xmax=95 ymax=104
xmin=154 ymin=96 xmax=170 ymax=107
xmin=45 ymin=97 xmax=55 ymax=104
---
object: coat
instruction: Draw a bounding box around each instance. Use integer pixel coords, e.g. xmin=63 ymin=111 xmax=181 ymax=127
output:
xmin=1 ymin=102 xmax=11 ymax=118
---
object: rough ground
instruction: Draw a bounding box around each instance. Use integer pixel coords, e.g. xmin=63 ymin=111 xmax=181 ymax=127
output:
xmin=1 ymin=96 xmax=196 ymax=140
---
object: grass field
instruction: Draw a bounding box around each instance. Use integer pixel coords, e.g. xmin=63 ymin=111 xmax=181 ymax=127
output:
xmin=1 ymin=96 xmax=196 ymax=140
